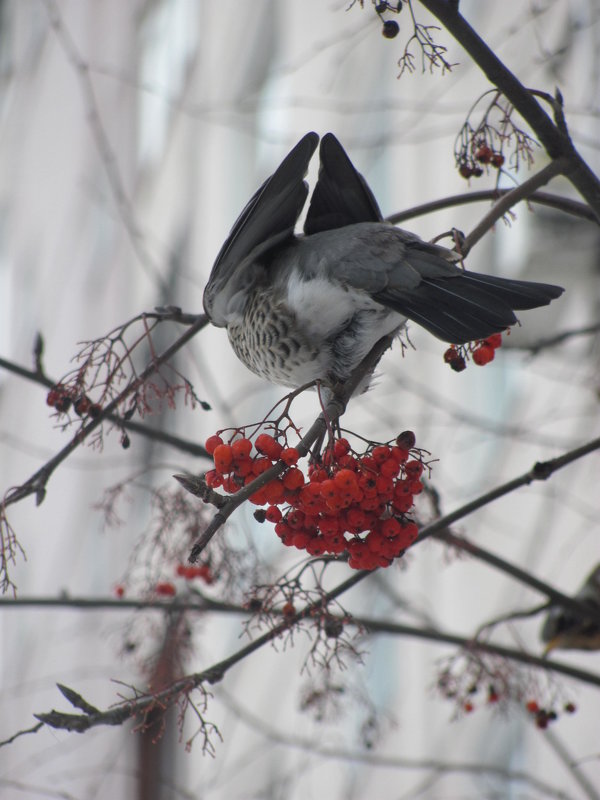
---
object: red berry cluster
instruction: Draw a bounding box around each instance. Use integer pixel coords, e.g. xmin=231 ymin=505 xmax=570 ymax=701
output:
xmin=176 ymin=562 xmax=214 ymax=584
xmin=46 ymin=384 xmax=102 ymax=418
xmin=459 ymin=144 xmax=504 ymax=179
xmin=444 ymin=332 xmax=503 ymax=372
xmin=205 ymin=430 xmax=425 ymax=571
xmin=154 ymin=581 xmax=177 ymax=597
xmin=525 ymin=699 xmax=576 ymax=729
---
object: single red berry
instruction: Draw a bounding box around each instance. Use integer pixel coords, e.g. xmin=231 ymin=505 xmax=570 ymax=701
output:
xmin=526 ymin=700 xmax=539 ymax=714
xmin=485 ymin=332 xmax=503 ymax=349
xmin=282 ymin=467 xmax=305 ymax=490
xmin=46 ymin=389 xmax=59 ymax=407
xmin=205 ymin=434 xmax=223 ymax=455
xmin=114 ymin=584 xmax=125 ymax=598
xmin=379 ymin=458 xmax=400 ymax=478
xmin=463 ymin=701 xmax=474 ymax=713
xmin=73 ymin=395 xmax=91 ymax=416
xmin=281 ymin=601 xmax=296 ymax=616
xmin=231 ymin=437 xmax=252 ymax=459
xmin=265 ymin=505 xmax=283 ymax=523
xmin=381 ymin=517 xmax=401 ymax=537
xmin=490 ymin=152 xmax=504 ymax=168
xmin=472 ymin=344 xmax=495 ymax=366
xmin=280 ymin=447 xmax=300 ymax=466
xmin=205 ymin=469 xmax=223 ymax=488
xmin=405 ymin=460 xmax=424 ymax=479
xmin=213 ymin=443 xmax=234 ymax=473
xmin=475 ymin=145 xmax=493 ymax=164
xmin=459 ymin=163 xmax=473 ymax=179
xmin=333 ymin=438 xmax=351 ymax=458
xmin=155 ymin=582 xmax=176 ymax=597
xmin=54 ymin=394 xmax=72 ymax=413
xmin=564 ymin=702 xmax=576 ymax=714
xmin=372 ymin=445 xmax=392 ymax=463
xmin=472 ymin=166 xmax=484 ymax=177
xmin=264 ymin=479 xmax=285 ymax=504
xmin=333 ymin=469 xmax=358 ymax=491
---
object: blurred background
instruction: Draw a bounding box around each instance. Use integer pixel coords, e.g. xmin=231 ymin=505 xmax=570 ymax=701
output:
xmin=1 ymin=1 xmax=600 ymax=798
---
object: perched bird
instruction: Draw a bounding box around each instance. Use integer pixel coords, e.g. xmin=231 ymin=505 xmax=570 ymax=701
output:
xmin=204 ymin=132 xmax=563 ymax=390
xmin=541 ymin=565 xmax=600 ymax=654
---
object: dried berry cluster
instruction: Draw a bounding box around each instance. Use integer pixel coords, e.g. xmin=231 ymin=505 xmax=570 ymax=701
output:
xmin=443 ymin=332 xmax=503 ymax=372
xmin=46 ymin=384 xmax=102 ymax=418
xmin=459 ymin=143 xmax=505 ymax=179
xmin=525 ymin=699 xmax=577 ymax=730
xmin=205 ymin=430 xmax=426 ymax=571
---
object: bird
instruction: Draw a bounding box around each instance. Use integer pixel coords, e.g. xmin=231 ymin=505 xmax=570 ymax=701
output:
xmin=203 ymin=132 xmax=563 ymax=390
xmin=541 ymin=565 xmax=600 ymax=654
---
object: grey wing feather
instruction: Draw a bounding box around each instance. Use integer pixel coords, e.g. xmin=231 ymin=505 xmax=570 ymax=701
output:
xmin=304 ymin=133 xmax=383 ymax=235
xmin=204 ymin=132 xmax=319 ymax=323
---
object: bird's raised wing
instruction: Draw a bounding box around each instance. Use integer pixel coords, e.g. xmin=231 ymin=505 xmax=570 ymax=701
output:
xmin=304 ymin=132 xmax=383 ymax=235
xmin=204 ymin=132 xmax=319 ymax=325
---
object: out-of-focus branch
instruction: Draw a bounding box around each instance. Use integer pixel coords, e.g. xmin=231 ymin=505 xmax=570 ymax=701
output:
xmin=387 ymin=189 xmax=597 ymax=227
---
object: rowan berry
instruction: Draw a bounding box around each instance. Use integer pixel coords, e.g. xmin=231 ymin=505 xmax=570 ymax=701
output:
xmin=293 ymin=531 xmax=312 ymax=549
xmin=264 ymin=479 xmax=285 ymax=504
xmin=472 ymin=344 xmax=495 ymax=366
xmin=282 ymin=467 xmax=305 ymax=490
xmin=564 ymin=702 xmax=576 ymax=714
xmin=232 ymin=456 xmax=253 ymax=477
xmin=396 ymin=431 xmax=416 ymax=450
xmin=252 ymin=457 xmax=272 ymax=476
xmin=372 ymin=445 xmax=392 ymax=463
xmin=306 ymin=536 xmax=327 ymax=555
xmin=205 ymin=469 xmax=223 ymax=488
xmin=382 ymin=19 xmax=399 ymax=38
xmin=265 ymin=505 xmax=282 ymax=523
xmin=114 ymin=584 xmax=125 ymax=598
xmin=333 ymin=469 xmax=358 ymax=491
xmin=155 ymin=582 xmax=176 ymax=597
xmin=525 ymin=700 xmax=539 ymax=713
xmin=205 ymin=434 xmax=223 ymax=455
xmin=255 ymin=433 xmax=282 ymax=460
xmin=490 ymin=152 xmax=504 ymax=168
xmin=463 ymin=701 xmax=474 ymax=713
xmin=231 ymin=437 xmax=252 ymax=459
xmin=213 ymin=443 xmax=233 ymax=473
xmin=475 ymin=145 xmax=493 ymax=164
xmin=379 ymin=458 xmax=400 ymax=478
xmin=74 ymin=395 xmax=91 ymax=416
xmin=281 ymin=601 xmax=296 ymax=616
xmin=280 ymin=447 xmax=300 ymax=466
xmin=334 ymin=437 xmax=351 ymax=457
xmin=485 ymin=333 xmax=502 ymax=349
